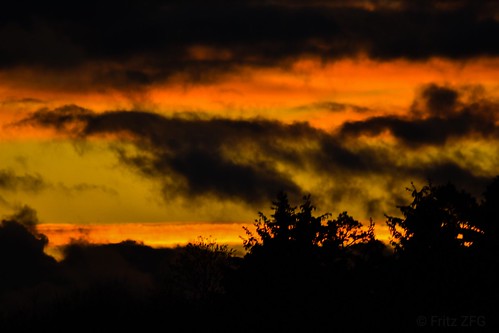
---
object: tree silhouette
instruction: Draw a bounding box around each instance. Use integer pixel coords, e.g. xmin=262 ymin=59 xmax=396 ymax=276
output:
xmin=0 ymin=207 xmax=55 ymax=289
xmin=171 ymin=236 xmax=236 ymax=301
xmin=321 ymin=211 xmax=375 ymax=251
xmin=242 ymin=192 xmax=327 ymax=253
xmin=478 ymin=176 xmax=499 ymax=254
xmin=243 ymin=191 xmax=375 ymax=260
xmin=386 ymin=181 xmax=481 ymax=257
xmin=382 ymin=180 xmax=499 ymax=328
xmin=4 ymin=181 xmax=499 ymax=332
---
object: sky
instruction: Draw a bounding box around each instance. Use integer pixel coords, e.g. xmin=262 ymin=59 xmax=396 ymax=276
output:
xmin=1 ymin=0 xmax=499 ymax=249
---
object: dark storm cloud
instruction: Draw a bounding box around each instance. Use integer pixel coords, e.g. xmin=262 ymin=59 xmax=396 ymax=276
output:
xmin=20 ymin=91 xmax=497 ymax=209
xmin=340 ymin=84 xmax=499 ymax=147
xmin=20 ymin=105 xmax=359 ymax=205
xmin=420 ymin=84 xmax=459 ymax=117
xmin=0 ymin=0 xmax=497 ymax=86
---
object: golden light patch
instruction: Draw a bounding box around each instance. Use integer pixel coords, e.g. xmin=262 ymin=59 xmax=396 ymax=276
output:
xmin=39 ymin=222 xmax=250 ymax=246
xmin=39 ymin=222 xmax=252 ymax=260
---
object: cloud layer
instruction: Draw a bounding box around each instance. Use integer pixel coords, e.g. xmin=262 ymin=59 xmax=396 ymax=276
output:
xmin=1 ymin=0 xmax=497 ymax=87
xmin=18 ymin=84 xmax=499 ymax=217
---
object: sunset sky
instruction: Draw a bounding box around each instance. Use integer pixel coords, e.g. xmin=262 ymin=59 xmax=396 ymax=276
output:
xmin=1 ymin=0 xmax=498 ymax=250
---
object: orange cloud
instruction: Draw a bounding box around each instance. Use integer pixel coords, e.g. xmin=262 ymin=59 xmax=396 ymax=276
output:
xmin=2 ymin=57 xmax=497 ymax=137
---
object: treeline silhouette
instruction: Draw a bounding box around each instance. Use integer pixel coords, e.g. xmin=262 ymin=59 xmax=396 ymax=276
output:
xmin=1 ymin=179 xmax=499 ymax=332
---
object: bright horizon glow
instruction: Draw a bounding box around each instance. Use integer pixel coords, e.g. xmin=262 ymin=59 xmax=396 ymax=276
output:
xmin=38 ymin=220 xmax=392 ymax=260
xmin=38 ymin=222 xmax=253 ymax=259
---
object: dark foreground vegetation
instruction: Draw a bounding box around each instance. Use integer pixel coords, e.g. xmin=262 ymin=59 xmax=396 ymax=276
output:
xmin=2 ymin=179 xmax=499 ymax=332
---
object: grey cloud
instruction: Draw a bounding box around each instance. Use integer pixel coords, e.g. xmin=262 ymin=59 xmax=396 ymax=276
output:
xmin=0 ymin=169 xmax=47 ymax=193
xmin=409 ymin=162 xmax=492 ymax=196
xmin=6 ymin=205 xmax=40 ymax=233
xmin=19 ymin=93 xmax=497 ymax=214
xmin=0 ymin=1 xmax=497 ymax=88
xmin=340 ymin=84 xmax=499 ymax=147
xmin=68 ymin=183 xmax=118 ymax=196
xmin=0 ymin=167 xmax=118 ymax=197
xmin=420 ymin=84 xmax=459 ymax=117
xmin=20 ymin=106 xmax=350 ymax=206
xmin=54 ymin=182 xmax=119 ymax=197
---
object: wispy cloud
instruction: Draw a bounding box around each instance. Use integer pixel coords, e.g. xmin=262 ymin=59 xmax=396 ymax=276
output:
xmin=0 ymin=168 xmax=118 ymax=202
xmin=0 ymin=169 xmax=46 ymax=193
xmin=296 ymin=101 xmax=371 ymax=113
